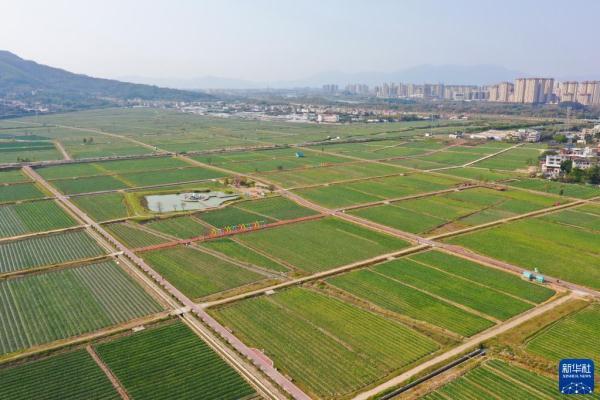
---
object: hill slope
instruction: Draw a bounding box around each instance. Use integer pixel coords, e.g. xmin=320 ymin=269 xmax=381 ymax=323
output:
xmin=0 ymin=50 xmax=211 ymax=104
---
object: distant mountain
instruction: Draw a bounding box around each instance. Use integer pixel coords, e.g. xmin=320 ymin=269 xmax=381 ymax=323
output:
xmin=126 ymin=64 xmax=524 ymax=90
xmin=0 ymin=51 xmax=212 ymax=107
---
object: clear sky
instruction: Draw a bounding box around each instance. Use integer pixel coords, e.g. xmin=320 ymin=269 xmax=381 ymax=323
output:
xmin=1 ymin=0 xmax=599 ymax=82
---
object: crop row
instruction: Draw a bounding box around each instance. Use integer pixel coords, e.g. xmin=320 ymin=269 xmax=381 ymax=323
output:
xmin=0 ymin=261 xmax=162 ymax=355
xmin=0 ymin=350 xmax=119 ymax=400
xmin=0 ymin=200 xmax=77 ymax=238
xmin=95 ymin=321 xmax=256 ymax=400
xmin=0 ymin=229 xmax=106 ymax=273
xmin=213 ymin=287 xmax=438 ymax=398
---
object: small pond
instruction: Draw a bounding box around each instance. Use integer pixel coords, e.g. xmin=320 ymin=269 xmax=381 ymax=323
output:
xmin=145 ymin=191 xmax=239 ymax=212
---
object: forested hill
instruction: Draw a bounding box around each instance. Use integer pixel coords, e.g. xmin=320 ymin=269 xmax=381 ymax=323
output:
xmin=0 ymin=50 xmax=211 ymax=106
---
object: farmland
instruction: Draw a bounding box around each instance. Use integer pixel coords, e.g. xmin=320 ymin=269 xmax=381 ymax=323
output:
xmin=72 ymin=192 xmax=130 ymax=221
xmin=259 ymin=161 xmax=407 ymax=188
xmin=104 ymin=222 xmax=169 ymax=248
xmin=349 ymin=186 xmax=559 ymax=235
xmin=0 ymin=229 xmax=106 ymax=274
xmin=0 ymin=200 xmax=77 ymax=238
xmin=198 ymin=196 xmax=317 ymax=228
xmin=0 ymin=349 xmax=119 ymax=400
xmin=0 ymin=182 xmax=45 ymax=203
xmin=509 ymin=177 xmax=600 ymax=199
xmin=236 ymin=217 xmax=409 ymax=273
xmin=0 ymin=169 xmax=29 ymax=184
xmin=292 ymin=173 xmax=466 ymax=208
xmin=192 ymin=147 xmax=348 ymax=173
xmin=526 ymin=303 xmax=600 ymax=365
xmin=0 ymin=261 xmax=162 ymax=355
xmin=142 ymin=246 xmax=267 ymax=299
xmin=212 ymin=287 xmax=439 ymax=398
xmin=421 ymin=359 xmax=571 ymax=399
xmin=447 ymin=204 xmax=600 ymax=289
xmin=372 ymin=256 xmax=537 ymax=321
xmin=0 ymin=108 xmax=597 ymax=399
xmin=328 ymin=269 xmax=495 ymax=336
xmin=200 ymin=238 xmax=289 ymax=272
xmin=96 ymin=321 xmax=257 ymax=400
xmin=473 ymin=146 xmax=542 ymax=170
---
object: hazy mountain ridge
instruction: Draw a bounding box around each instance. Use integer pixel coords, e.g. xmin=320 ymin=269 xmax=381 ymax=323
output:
xmin=0 ymin=51 xmax=212 ymax=103
xmin=123 ymin=64 xmax=525 ymax=90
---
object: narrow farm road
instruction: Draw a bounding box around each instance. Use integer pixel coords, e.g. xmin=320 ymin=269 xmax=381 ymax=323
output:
xmin=86 ymin=345 xmax=130 ymax=400
xmin=53 ymin=139 xmax=72 ymax=160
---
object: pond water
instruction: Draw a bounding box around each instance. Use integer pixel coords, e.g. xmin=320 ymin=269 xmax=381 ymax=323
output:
xmin=145 ymin=191 xmax=239 ymax=212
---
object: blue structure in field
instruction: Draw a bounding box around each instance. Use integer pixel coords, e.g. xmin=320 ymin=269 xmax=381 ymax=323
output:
xmin=523 ymin=268 xmax=545 ymax=283
xmin=295 ymin=151 xmax=305 ymax=158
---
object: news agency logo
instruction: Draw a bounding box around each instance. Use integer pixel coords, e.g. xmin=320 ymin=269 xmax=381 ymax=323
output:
xmin=559 ymin=359 xmax=595 ymax=395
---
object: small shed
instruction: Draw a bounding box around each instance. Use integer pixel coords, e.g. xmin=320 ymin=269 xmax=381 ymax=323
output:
xmin=295 ymin=151 xmax=305 ymax=158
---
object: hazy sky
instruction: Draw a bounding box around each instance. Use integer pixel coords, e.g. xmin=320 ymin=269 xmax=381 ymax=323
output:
xmin=1 ymin=0 xmax=599 ymax=82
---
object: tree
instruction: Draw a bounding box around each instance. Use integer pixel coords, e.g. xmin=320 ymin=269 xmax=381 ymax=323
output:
xmin=553 ymin=134 xmax=568 ymax=143
xmin=560 ymin=159 xmax=573 ymax=174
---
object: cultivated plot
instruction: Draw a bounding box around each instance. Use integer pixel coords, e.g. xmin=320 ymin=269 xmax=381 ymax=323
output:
xmin=526 ymin=303 xmax=600 ymax=366
xmin=292 ymin=173 xmax=466 ymax=209
xmin=0 ymin=229 xmax=106 ymax=274
xmin=0 ymin=261 xmax=162 ymax=355
xmin=0 ymin=200 xmax=77 ymax=238
xmin=212 ymin=287 xmax=439 ymax=398
xmin=0 ymin=349 xmax=119 ymax=400
xmin=349 ymin=187 xmax=560 ymax=235
xmin=142 ymin=245 xmax=267 ymax=299
xmin=421 ymin=359 xmax=578 ymax=400
xmin=236 ymin=217 xmax=410 ymax=273
xmin=447 ymin=204 xmax=600 ymax=289
xmin=96 ymin=321 xmax=258 ymax=400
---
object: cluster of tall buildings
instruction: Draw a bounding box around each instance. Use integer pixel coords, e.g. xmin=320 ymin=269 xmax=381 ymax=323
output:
xmin=488 ymin=78 xmax=600 ymax=105
xmin=326 ymin=78 xmax=600 ymax=106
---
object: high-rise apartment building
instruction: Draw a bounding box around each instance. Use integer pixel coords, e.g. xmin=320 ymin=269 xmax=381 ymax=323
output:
xmin=513 ymin=78 xmax=553 ymax=103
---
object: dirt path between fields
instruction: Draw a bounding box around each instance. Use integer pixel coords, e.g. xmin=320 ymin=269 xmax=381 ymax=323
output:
xmin=86 ymin=345 xmax=130 ymax=400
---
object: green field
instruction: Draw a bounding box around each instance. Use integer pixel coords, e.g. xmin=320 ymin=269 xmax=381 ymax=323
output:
xmin=509 ymin=178 xmax=600 ymax=199
xmin=328 ymin=269 xmax=494 ymax=336
xmin=0 ymin=200 xmax=77 ymax=238
xmin=96 ymin=321 xmax=257 ymax=400
xmin=440 ymin=166 xmax=522 ymax=181
xmin=200 ymin=238 xmax=289 ymax=272
xmin=72 ymin=192 xmax=130 ymax=221
xmin=144 ymin=215 xmax=209 ymax=239
xmin=0 ymin=169 xmax=29 ymax=184
xmin=104 ymin=222 xmax=169 ymax=248
xmin=198 ymin=196 xmax=316 ymax=228
xmin=143 ymin=246 xmax=266 ymax=299
xmin=260 ymin=161 xmax=406 ymax=188
xmin=121 ymin=166 xmax=224 ymax=187
xmin=447 ymin=205 xmax=600 ymax=289
xmin=373 ymin=257 xmax=535 ymax=321
xmin=474 ymin=147 xmax=542 ymax=170
xmin=213 ymin=287 xmax=438 ymax=398
xmin=0 ymin=182 xmax=45 ymax=203
xmin=0 ymin=350 xmax=119 ymax=400
xmin=0 ymin=230 xmax=106 ymax=274
xmin=0 ymin=261 xmax=162 ymax=355
xmin=193 ymin=147 xmax=348 ymax=173
xmin=422 ymin=359 xmax=580 ymax=400
xmin=526 ymin=303 xmax=600 ymax=365
xmin=410 ymin=251 xmax=554 ymax=303
xmin=51 ymin=175 xmax=130 ymax=195
xmin=349 ymin=187 xmax=559 ymax=235
xmin=237 ymin=217 xmax=409 ymax=273
xmin=292 ymin=173 xmax=465 ymax=208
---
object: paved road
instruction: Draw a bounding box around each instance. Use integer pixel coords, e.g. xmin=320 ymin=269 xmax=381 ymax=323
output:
xmin=23 ymin=166 xmax=309 ymax=400
xmin=352 ymin=293 xmax=577 ymax=400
